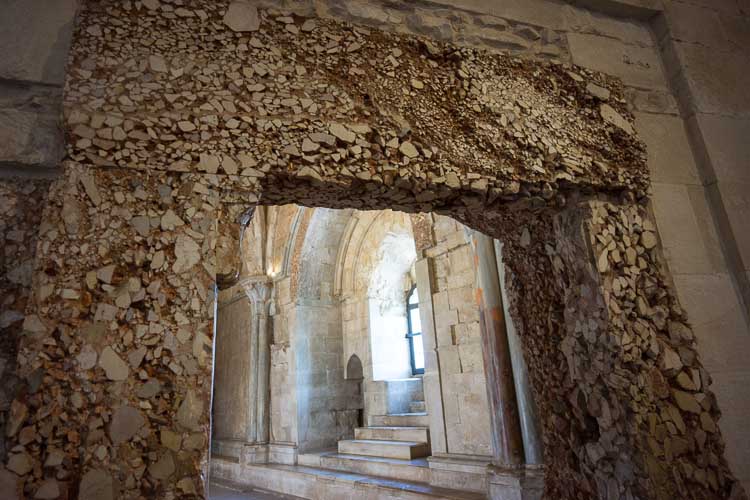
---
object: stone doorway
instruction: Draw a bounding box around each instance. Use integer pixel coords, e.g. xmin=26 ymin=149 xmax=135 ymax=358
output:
xmin=210 ymin=206 xmax=507 ymax=496
xmin=1 ymin=1 xmax=745 ymax=499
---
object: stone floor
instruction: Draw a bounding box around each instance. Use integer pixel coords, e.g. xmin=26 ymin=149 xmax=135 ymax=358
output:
xmin=210 ymin=481 xmax=299 ymax=499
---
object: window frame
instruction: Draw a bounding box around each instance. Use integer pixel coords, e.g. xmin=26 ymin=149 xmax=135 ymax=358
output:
xmin=405 ymin=284 xmax=425 ymax=375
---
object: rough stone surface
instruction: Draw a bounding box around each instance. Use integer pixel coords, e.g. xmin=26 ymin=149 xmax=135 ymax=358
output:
xmin=224 ymin=1 xmax=260 ymax=32
xmin=0 ymin=85 xmax=64 ymax=169
xmin=0 ymin=1 xmax=745 ymax=499
xmin=0 ymin=468 xmax=20 ymax=500
xmin=109 ymin=406 xmax=145 ymax=445
xmin=33 ymin=479 xmax=60 ymax=499
xmin=0 ymin=0 xmax=77 ymax=85
xmin=98 ymin=347 xmax=129 ymax=381
xmin=0 ymin=180 xmax=49 ymax=465
xmin=78 ymin=469 xmax=114 ymax=500
xmin=62 ymin=0 xmax=650 ymax=208
xmin=2 ymin=165 xmax=218 ymax=499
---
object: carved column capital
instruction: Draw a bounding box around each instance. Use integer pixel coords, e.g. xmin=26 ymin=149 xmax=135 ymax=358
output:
xmin=216 ymin=204 xmax=258 ymax=290
xmin=241 ymin=277 xmax=273 ymax=315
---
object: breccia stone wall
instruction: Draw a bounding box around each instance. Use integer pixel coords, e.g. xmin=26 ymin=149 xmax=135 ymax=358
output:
xmin=0 ymin=180 xmax=51 ymax=462
xmin=497 ymin=199 xmax=744 ymax=500
xmin=0 ymin=0 xmax=745 ymax=499
xmin=63 ymin=0 xmax=647 ymax=212
xmin=2 ymin=163 xmax=228 ymax=499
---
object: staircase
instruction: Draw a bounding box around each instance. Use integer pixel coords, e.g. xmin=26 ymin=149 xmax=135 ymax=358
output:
xmin=211 ymin=397 xmax=486 ymax=498
xmin=338 ymin=423 xmax=430 ymax=459
xmin=337 ymin=405 xmax=431 ymax=458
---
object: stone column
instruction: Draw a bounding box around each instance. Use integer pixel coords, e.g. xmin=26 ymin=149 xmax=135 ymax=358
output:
xmin=470 ymin=231 xmax=544 ymax=500
xmin=241 ymin=278 xmax=273 ymax=464
xmin=469 ymin=231 xmax=525 ymax=467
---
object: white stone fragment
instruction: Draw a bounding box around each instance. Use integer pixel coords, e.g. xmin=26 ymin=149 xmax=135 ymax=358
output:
xmin=399 ymin=141 xmax=419 ymax=158
xmin=77 ymin=344 xmax=98 ymax=370
xmin=199 ymin=153 xmax=220 ymax=174
xmin=173 ymin=234 xmax=201 ymax=274
xmin=222 ymin=156 xmax=239 ymax=175
xmin=224 ymin=1 xmax=260 ymax=32
xmin=161 ymin=210 xmax=184 ymax=231
xmin=149 ymin=55 xmax=168 ymax=73
xmin=586 ymin=82 xmax=610 ymax=101
xmin=600 ymin=104 xmax=633 ymax=135
xmin=99 ymin=347 xmax=129 ymax=381
xmin=23 ymin=314 xmax=47 ymax=334
xmin=329 ymin=123 xmax=356 ymax=144
xmin=109 ymin=406 xmax=145 ymax=445
xmin=301 ymin=137 xmax=319 ymax=153
xmin=142 ymin=0 xmax=160 ymax=10
xmin=178 ymin=121 xmax=196 ymax=132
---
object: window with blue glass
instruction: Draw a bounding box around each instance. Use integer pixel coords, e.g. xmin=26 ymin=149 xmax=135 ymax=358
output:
xmin=405 ymin=285 xmax=425 ymax=375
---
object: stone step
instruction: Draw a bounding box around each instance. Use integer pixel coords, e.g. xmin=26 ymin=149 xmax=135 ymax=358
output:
xmin=211 ymin=478 xmax=307 ymax=499
xmin=213 ymin=460 xmax=486 ymax=500
xmin=409 ymin=401 xmax=426 ymax=413
xmin=371 ymin=413 xmax=429 ymax=427
xmin=355 ymin=426 xmax=430 ymax=443
xmin=338 ymin=439 xmax=430 ymax=460
xmin=298 ymin=450 xmax=431 ymax=483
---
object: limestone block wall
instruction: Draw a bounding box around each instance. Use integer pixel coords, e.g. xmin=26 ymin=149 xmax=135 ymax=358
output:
xmin=294 ymin=303 xmax=360 ymax=452
xmin=338 ymin=211 xmax=416 ymax=421
xmin=342 ymin=298 xmax=378 ymax=414
xmin=0 ymin=0 xmax=76 ymax=176
xmin=213 ymin=292 xmax=253 ymax=443
xmin=651 ymin=3 xmax=750 ymax=491
xmin=425 ymin=215 xmax=493 ymax=457
xmin=269 ymin=276 xmax=298 ymax=445
xmin=292 ymin=208 xmax=358 ymax=452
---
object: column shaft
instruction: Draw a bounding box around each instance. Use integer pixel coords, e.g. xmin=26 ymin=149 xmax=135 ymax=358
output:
xmin=242 ymin=279 xmax=273 ymax=445
xmin=247 ymin=303 xmax=259 ymax=443
xmin=470 ymin=231 xmax=525 ymax=468
xmin=256 ymin=310 xmax=271 ymax=443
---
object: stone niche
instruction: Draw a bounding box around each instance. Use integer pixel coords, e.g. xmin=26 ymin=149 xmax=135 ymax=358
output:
xmin=0 ymin=0 xmax=745 ymax=499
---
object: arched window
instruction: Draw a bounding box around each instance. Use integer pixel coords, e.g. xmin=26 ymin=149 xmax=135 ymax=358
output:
xmin=405 ymin=285 xmax=425 ymax=375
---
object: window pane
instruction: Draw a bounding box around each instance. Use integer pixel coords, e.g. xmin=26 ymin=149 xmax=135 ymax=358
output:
xmin=413 ymin=334 xmax=425 ymax=370
xmin=409 ymin=288 xmax=419 ymax=305
xmin=409 ymin=308 xmax=421 ymax=334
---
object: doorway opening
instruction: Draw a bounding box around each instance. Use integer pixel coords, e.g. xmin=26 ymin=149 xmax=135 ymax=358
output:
xmin=210 ymin=204 xmax=516 ymax=495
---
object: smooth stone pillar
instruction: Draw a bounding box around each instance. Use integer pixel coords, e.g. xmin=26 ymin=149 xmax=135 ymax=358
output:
xmin=469 ymin=231 xmax=525 ymax=468
xmin=242 ymin=278 xmax=273 ymax=448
